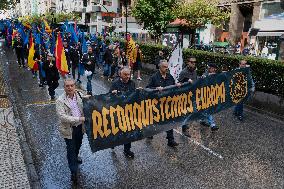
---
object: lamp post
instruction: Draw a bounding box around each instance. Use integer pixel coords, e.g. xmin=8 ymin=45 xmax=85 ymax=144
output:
xmin=124 ymin=0 xmax=128 ymax=41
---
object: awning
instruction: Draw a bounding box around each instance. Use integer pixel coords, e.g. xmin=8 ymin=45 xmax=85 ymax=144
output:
xmin=256 ymin=31 xmax=284 ymax=37
xmin=253 ymin=19 xmax=284 ymax=37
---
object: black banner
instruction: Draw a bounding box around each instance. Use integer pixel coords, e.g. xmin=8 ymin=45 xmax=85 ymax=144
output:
xmin=83 ymin=68 xmax=253 ymax=152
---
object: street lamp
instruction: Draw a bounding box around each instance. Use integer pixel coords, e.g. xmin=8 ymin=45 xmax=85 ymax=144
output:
xmin=124 ymin=0 xmax=128 ymax=41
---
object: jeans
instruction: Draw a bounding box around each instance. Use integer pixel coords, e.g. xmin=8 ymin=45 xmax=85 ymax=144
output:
xmin=103 ymin=64 xmax=112 ymax=77
xmin=201 ymin=113 xmax=216 ymax=128
xmin=234 ymin=103 xmax=244 ymax=117
xmin=86 ymin=74 xmax=93 ymax=94
xmin=64 ymin=124 xmax=83 ymax=175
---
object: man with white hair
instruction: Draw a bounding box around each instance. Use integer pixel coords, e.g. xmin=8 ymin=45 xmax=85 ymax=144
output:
xmin=56 ymin=78 xmax=89 ymax=183
xmin=110 ymin=67 xmax=135 ymax=158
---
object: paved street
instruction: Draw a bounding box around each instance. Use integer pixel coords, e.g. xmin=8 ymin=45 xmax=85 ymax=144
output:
xmin=1 ymin=45 xmax=284 ymax=189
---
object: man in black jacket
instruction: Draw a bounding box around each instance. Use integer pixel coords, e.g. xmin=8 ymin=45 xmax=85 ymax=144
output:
xmin=178 ymin=56 xmax=198 ymax=136
xmin=70 ymin=42 xmax=82 ymax=82
xmin=13 ymin=35 xmax=25 ymax=68
xmin=103 ymin=45 xmax=113 ymax=78
xmin=43 ymin=53 xmax=60 ymax=100
xmin=109 ymin=67 xmax=135 ymax=158
xmin=82 ymin=46 xmax=96 ymax=95
xmin=146 ymin=60 xmax=180 ymax=147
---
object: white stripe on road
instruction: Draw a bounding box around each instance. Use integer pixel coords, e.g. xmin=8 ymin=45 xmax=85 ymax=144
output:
xmin=174 ymin=129 xmax=224 ymax=160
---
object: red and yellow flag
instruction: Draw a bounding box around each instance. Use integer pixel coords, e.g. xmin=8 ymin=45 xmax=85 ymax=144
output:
xmin=55 ymin=33 xmax=69 ymax=75
xmin=28 ymin=37 xmax=36 ymax=70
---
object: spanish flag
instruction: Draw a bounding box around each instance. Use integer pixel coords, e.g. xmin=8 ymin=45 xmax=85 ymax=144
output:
xmin=55 ymin=33 xmax=69 ymax=75
xmin=126 ymin=34 xmax=136 ymax=65
xmin=28 ymin=37 xmax=36 ymax=69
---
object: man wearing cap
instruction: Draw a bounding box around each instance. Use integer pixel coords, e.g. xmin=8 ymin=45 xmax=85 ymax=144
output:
xmin=200 ymin=63 xmax=219 ymax=131
xmin=43 ymin=53 xmax=60 ymax=100
xmin=178 ymin=56 xmax=198 ymax=136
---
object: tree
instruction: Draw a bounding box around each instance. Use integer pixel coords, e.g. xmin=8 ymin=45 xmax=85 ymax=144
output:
xmin=132 ymin=0 xmax=177 ymax=41
xmin=173 ymin=0 xmax=230 ymax=44
xmin=0 ymin=0 xmax=16 ymax=10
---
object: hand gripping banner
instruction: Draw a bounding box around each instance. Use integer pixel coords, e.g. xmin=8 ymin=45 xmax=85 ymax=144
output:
xmin=83 ymin=68 xmax=253 ymax=152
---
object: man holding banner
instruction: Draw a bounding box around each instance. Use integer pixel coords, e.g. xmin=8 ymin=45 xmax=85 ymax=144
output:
xmin=56 ymin=78 xmax=89 ymax=183
xmin=109 ymin=67 xmax=136 ymax=158
xmin=146 ymin=60 xmax=180 ymax=147
xmin=178 ymin=56 xmax=198 ymax=136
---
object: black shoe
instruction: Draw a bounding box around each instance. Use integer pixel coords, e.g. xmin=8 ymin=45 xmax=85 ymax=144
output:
xmin=77 ymin=157 xmax=82 ymax=164
xmin=87 ymin=91 xmax=92 ymax=95
xmin=50 ymin=96 xmax=56 ymax=100
xmin=167 ymin=141 xmax=179 ymax=147
xmin=238 ymin=116 xmax=243 ymax=121
xmin=182 ymin=129 xmax=191 ymax=137
xmin=124 ymin=150 xmax=134 ymax=159
xmin=77 ymin=79 xmax=82 ymax=83
xmin=200 ymin=121 xmax=210 ymax=127
xmin=211 ymin=126 xmax=219 ymax=131
xmin=71 ymin=173 xmax=78 ymax=184
xmin=147 ymin=136 xmax=153 ymax=139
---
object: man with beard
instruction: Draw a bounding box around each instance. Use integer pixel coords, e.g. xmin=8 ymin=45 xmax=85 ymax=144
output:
xmin=178 ymin=56 xmax=198 ymax=136
xmin=43 ymin=52 xmax=60 ymax=100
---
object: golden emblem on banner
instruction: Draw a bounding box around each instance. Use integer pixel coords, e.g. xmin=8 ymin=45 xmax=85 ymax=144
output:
xmin=230 ymin=72 xmax=248 ymax=104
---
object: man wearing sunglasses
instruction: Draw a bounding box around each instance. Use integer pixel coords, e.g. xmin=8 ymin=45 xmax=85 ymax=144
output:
xmin=178 ymin=56 xmax=198 ymax=136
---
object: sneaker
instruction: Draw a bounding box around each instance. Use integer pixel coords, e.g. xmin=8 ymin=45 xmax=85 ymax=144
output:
xmin=238 ymin=116 xmax=243 ymax=121
xmin=137 ymin=77 xmax=142 ymax=81
xmin=182 ymin=128 xmax=191 ymax=137
xmin=167 ymin=141 xmax=179 ymax=147
xmin=211 ymin=126 xmax=219 ymax=131
xmin=77 ymin=157 xmax=82 ymax=164
xmin=39 ymin=84 xmax=44 ymax=87
xmin=147 ymin=136 xmax=153 ymax=139
xmin=124 ymin=150 xmax=134 ymax=159
xmin=87 ymin=91 xmax=92 ymax=95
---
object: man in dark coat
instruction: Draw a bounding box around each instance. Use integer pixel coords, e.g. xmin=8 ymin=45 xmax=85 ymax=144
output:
xmin=82 ymin=46 xmax=96 ymax=95
xmin=109 ymin=67 xmax=135 ymax=158
xmin=103 ymin=45 xmax=113 ymax=78
xmin=146 ymin=60 xmax=180 ymax=147
xmin=43 ymin=53 xmax=60 ymax=100
xmin=178 ymin=56 xmax=198 ymax=136
xmin=13 ymin=35 xmax=25 ymax=67
xmin=70 ymin=42 xmax=82 ymax=82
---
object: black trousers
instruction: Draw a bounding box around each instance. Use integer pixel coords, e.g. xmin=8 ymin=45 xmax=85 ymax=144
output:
xmin=16 ymin=51 xmax=25 ymax=66
xmin=64 ymin=124 xmax=83 ymax=175
xmin=47 ymin=79 xmax=59 ymax=97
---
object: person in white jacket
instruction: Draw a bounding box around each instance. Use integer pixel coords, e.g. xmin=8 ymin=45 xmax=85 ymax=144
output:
xmin=56 ymin=78 xmax=89 ymax=184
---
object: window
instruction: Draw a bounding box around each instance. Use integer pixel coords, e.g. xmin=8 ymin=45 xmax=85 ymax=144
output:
xmin=260 ymin=2 xmax=283 ymax=19
xmin=103 ymin=0 xmax=112 ymax=6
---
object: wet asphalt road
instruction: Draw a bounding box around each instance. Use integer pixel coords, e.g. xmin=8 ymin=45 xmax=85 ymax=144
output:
xmin=1 ymin=45 xmax=284 ymax=189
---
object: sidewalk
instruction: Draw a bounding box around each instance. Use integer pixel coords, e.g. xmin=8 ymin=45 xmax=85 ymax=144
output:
xmin=0 ymin=43 xmax=30 ymax=188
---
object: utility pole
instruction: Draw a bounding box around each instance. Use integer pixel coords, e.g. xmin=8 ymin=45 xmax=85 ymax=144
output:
xmin=125 ymin=0 xmax=128 ymax=41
